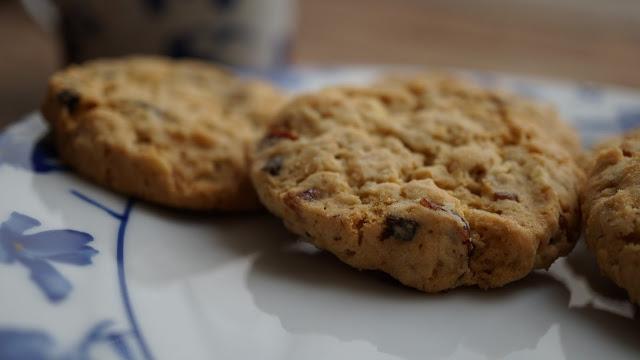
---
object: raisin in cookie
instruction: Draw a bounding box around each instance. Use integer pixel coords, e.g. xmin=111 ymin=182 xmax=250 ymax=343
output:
xmin=251 ymin=74 xmax=584 ymax=292
xmin=42 ymin=56 xmax=285 ymax=210
xmin=581 ymin=130 xmax=640 ymax=303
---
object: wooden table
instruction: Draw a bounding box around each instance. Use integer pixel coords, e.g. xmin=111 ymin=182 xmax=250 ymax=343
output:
xmin=2 ymin=0 xmax=639 ymax=128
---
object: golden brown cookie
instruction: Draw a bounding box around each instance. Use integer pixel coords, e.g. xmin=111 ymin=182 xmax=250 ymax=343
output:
xmin=42 ymin=56 xmax=286 ymax=210
xmin=581 ymin=129 xmax=640 ymax=303
xmin=251 ymin=74 xmax=584 ymax=292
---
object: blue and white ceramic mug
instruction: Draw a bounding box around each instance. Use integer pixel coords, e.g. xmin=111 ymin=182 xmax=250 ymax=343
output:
xmin=23 ymin=0 xmax=295 ymax=69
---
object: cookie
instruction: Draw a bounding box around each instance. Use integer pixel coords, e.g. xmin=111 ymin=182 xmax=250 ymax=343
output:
xmin=42 ymin=56 xmax=286 ymax=210
xmin=251 ymin=74 xmax=584 ymax=292
xmin=581 ymin=130 xmax=640 ymax=303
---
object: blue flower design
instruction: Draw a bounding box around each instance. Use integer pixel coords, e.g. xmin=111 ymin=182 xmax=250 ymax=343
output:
xmin=31 ymin=136 xmax=67 ymax=173
xmin=0 ymin=320 xmax=133 ymax=360
xmin=617 ymin=109 xmax=640 ymax=131
xmin=0 ymin=212 xmax=97 ymax=303
xmin=0 ymin=328 xmax=54 ymax=360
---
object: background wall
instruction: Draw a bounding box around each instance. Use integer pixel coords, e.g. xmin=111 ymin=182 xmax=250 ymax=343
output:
xmin=295 ymin=0 xmax=640 ymax=85
xmin=2 ymin=0 xmax=639 ymax=127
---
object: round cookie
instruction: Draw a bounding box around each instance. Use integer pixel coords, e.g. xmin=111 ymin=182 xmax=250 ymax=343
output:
xmin=581 ymin=130 xmax=640 ymax=303
xmin=251 ymin=74 xmax=584 ymax=292
xmin=42 ymin=56 xmax=286 ymax=210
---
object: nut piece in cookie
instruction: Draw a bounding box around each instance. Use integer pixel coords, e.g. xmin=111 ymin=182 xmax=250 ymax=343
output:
xmin=42 ymin=56 xmax=286 ymax=210
xmin=251 ymin=73 xmax=584 ymax=292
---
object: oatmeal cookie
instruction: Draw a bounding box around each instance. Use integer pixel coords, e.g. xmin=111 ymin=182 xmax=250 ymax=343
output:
xmin=251 ymin=74 xmax=584 ymax=292
xmin=581 ymin=129 xmax=640 ymax=303
xmin=42 ymin=56 xmax=285 ymax=210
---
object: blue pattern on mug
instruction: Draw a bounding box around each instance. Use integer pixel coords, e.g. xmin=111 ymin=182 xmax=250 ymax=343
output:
xmin=0 ymin=320 xmax=133 ymax=360
xmin=144 ymin=0 xmax=238 ymax=14
xmin=212 ymin=0 xmax=237 ymax=9
xmin=168 ymin=24 xmax=248 ymax=64
xmin=59 ymin=5 xmax=103 ymax=62
xmin=143 ymin=0 xmax=166 ymax=13
xmin=0 ymin=212 xmax=97 ymax=303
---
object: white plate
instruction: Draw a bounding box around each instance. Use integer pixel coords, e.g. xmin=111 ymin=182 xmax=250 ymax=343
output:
xmin=1 ymin=67 xmax=639 ymax=360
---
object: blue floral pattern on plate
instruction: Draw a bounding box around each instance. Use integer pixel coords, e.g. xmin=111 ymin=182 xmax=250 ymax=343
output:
xmin=0 ymin=320 xmax=133 ymax=360
xmin=31 ymin=136 xmax=67 ymax=173
xmin=0 ymin=212 xmax=97 ymax=302
xmin=617 ymin=109 xmax=640 ymax=131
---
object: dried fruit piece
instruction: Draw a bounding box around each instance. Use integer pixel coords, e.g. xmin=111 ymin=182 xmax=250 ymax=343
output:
xmin=56 ymin=89 xmax=80 ymax=113
xmin=623 ymin=233 xmax=640 ymax=244
xmin=493 ymin=191 xmax=519 ymax=201
xmin=298 ymin=188 xmax=321 ymax=201
xmin=268 ymin=129 xmax=299 ymax=141
xmin=381 ymin=215 xmax=419 ymax=241
xmin=259 ymin=128 xmax=299 ymax=148
xmin=262 ymin=155 xmax=284 ymax=176
xmin=419 ymin=197 xmax=445 ymax=211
